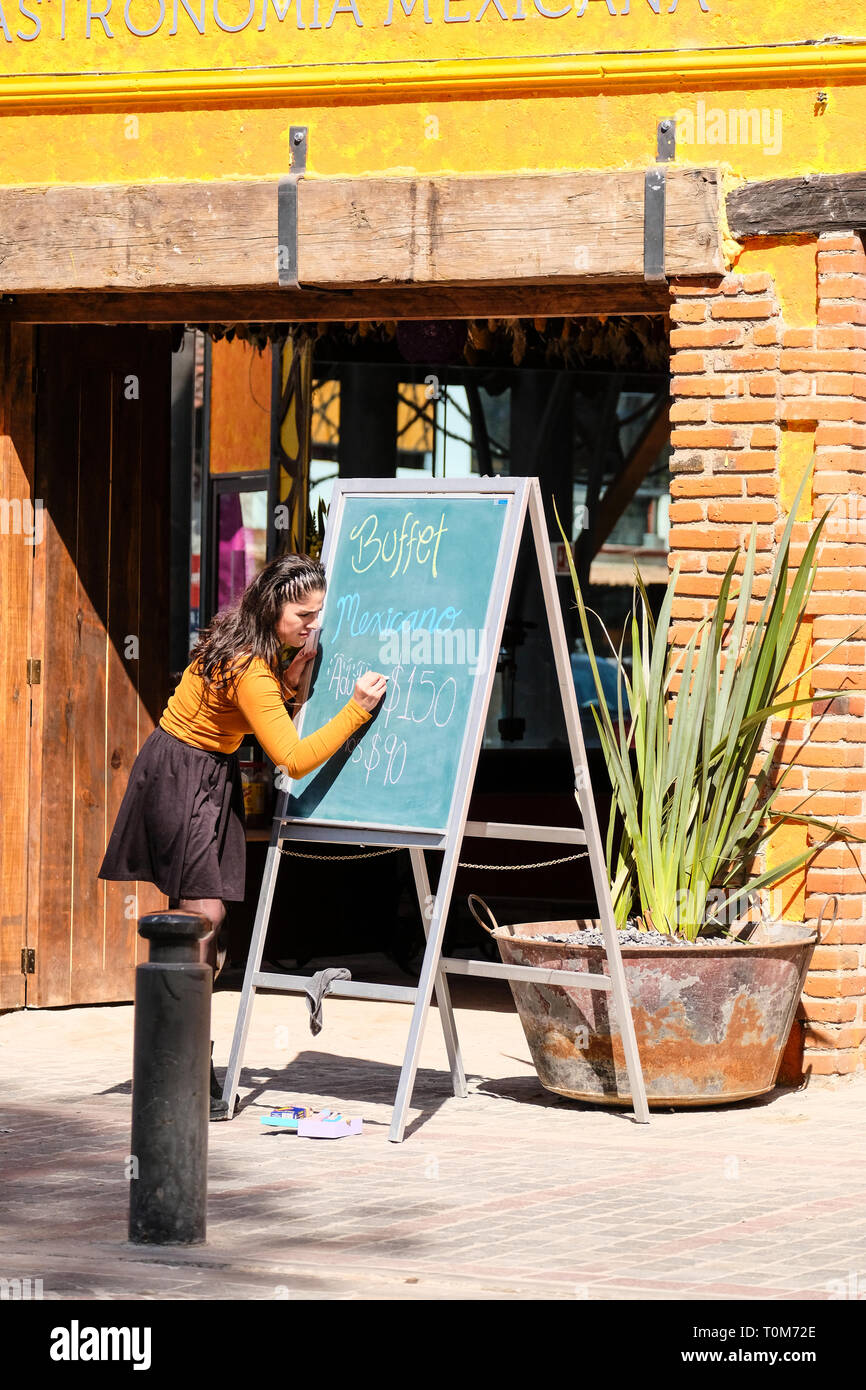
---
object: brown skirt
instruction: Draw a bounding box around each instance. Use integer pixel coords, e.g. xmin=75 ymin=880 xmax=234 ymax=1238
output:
xmin=98 ymin=726 xmax=247 ymax=902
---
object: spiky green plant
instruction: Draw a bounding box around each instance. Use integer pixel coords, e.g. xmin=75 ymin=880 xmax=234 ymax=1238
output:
xmin=306 ymin=496 xmax=329 ymax=561
xmin=558 ymin=467 xmax=859 ymax=941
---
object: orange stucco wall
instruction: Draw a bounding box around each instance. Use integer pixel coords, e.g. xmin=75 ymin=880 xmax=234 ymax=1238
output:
xmin=0 ymin=3 xmax=864 ymax=187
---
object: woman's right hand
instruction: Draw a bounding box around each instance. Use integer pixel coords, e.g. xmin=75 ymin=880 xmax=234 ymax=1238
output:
xmin=353 ymin=670 xmax=388 ymax=711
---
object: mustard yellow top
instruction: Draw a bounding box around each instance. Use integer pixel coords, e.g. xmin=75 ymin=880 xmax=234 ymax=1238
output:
xmin=159 ymin=656 xmax=371 ymax=779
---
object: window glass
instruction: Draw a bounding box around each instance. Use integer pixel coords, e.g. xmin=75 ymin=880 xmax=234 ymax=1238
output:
xmin=304 ymin=359 xmax=669 ymax=753
xmin=216 ymin=489 xmax=268 ymax=610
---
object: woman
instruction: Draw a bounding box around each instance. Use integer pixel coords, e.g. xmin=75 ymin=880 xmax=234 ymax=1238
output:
xmin=99 ymin=553 xmax=386 ymax=1119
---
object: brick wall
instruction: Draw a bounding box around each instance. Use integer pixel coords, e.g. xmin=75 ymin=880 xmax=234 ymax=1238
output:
xmin=668 ymin=232 xmax=866 ymax=1080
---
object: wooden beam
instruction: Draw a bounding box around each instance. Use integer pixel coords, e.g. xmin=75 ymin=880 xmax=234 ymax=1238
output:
xmin=0 ymin=283 xmax=673 ymax=325
xmin=727 ymin=173 xmax=866 ymax=238
xmin=0 ymin=168 xmax=723 ymax=295
xmin=591 ymin=397 xmax=671 ymax=558
xmin=298 ymin=169 xmax=722 ymax=284
xmin=0 ymin=181 xmax=274 ymax=291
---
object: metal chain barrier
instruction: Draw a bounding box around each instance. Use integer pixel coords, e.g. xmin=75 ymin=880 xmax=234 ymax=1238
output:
xmin=279 ymin=847 xmax=402 ymax=862
xmin=458 ymin=852 xmax=588 ymax=870
xmin=279 ymin=846 xmax=589 ymax=870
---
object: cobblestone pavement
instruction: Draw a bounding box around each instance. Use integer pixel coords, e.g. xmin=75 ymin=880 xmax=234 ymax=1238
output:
xmin=2 ymin=963 xmax=866 ymax=1301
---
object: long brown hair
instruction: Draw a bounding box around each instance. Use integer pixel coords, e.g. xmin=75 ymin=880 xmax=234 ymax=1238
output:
xmin=190 ymin=553 xmax=326 ymax=696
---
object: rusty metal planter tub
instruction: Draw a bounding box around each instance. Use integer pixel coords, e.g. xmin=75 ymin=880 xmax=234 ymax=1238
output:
xmin=481 ymin=910 xmax=821 ymax=1108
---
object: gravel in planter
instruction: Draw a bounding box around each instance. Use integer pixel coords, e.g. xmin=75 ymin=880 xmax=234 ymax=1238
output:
xmin=524 ymin=922 xmax=752 ymax=948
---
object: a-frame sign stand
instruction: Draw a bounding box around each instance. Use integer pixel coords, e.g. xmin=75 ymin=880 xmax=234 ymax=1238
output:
xmin=223 ymin=477 xmax=650 ymax=1140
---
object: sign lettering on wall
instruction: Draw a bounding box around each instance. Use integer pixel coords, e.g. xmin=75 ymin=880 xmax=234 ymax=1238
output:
xmin=2 ymin=0 xmax=718 ymax=44
xmin=0 ymin=2 xmax=858 ymax=82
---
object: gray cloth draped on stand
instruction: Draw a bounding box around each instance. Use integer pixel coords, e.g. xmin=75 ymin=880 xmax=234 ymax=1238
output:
xmin=303 ymin=968 xmax=351 ymax=1035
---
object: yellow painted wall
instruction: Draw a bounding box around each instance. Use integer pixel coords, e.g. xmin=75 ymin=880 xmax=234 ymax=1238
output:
xmin=733 ymin=238 xmax=818 ymax=324
xmin=2 ymin=85 xmax=866 ymax=185
xmin=0 ymin=4 xmax=864 ymax=185
xmin=771 ymin=424 xmax=816 ymax=922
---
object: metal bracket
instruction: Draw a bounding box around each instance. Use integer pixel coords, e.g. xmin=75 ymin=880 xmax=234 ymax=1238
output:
xmin=644 ymin=118 xmax=675 ymax=283
xmin=277 ymin=126 xmax=308 ymax=290
xmin=21 ymin=948 xmax=35 ymax=975
xmin=657 ymin=116 xmax=676 ymax=163
xmin=644 ymin=169 xmax=666 ymax=283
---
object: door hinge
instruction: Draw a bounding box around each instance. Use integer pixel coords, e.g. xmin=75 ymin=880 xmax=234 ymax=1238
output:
xmin=26 ymin=659 xmax=41 ymax=685
xmin=21 ymin=948 xmax=35 ymax=975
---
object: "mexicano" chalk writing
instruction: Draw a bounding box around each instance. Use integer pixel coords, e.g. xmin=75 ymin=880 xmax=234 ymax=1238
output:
xmin=331 ymin=590 xmax=462 ymax=640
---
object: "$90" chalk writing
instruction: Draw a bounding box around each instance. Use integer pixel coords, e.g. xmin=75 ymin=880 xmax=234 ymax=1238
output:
xmin=347 ymin=730 xmax=407 ymax=787
xmin=343 ymin=668 xmax=457 ymax=788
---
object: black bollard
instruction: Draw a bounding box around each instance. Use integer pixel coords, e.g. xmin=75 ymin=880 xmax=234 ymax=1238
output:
xmin=129 ymin=912 xmax=211 ymax=1246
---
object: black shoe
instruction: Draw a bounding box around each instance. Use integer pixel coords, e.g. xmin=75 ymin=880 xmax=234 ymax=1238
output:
xmin=210 ymin=1046 xmax=230 ymax=1120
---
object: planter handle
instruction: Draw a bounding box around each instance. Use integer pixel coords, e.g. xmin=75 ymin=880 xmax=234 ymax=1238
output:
xmin=467 ymin=894 xmax=509 ymax=938
xmin=817 ymin=895 xmax=839 ymax=945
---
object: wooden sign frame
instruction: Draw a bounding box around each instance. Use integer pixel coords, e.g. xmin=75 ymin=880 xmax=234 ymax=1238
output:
xmin=222 ymin=476 xmax=649 ymax=1140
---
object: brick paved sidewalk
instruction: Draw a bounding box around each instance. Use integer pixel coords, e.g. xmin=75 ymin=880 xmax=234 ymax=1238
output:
xmin=2 ymin=964 xmax=865 ymax=1301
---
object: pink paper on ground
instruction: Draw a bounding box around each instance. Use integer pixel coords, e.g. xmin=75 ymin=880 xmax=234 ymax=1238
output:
xmin=296 ymin=1116 xmax=363 ymax=1139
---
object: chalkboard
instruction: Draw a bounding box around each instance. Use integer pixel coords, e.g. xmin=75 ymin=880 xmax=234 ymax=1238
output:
xmin=285 ymin=490 xmax=510 ymax=832
xmin=226 ymin=475 xmax=650 ymax=1136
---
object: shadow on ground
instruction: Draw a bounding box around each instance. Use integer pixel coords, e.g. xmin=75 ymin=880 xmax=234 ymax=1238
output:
xmin=0 ymin=1097 xmax=436 ymax=1293
xmin=100 ymin=1050 xmax=476 ymax=1139
xmin=479 ymin=1074 xmax=815 ymax=1120
xmin=99 ymin=1050 xmax=813 ymax=1132
xmin=227 ymin=1051 xmax=483 ymax=1140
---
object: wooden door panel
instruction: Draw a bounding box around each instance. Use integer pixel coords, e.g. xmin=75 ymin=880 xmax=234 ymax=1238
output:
xmin=71 ymin=358 xmax=114 ymax=1003
xmin=34 ymin=327 xmax=172 ymax=1006
xmin=0 ymin=325 xmax=36 ymax=1012
xmin=30 ymin=337 xmax=79 ymax=1006
xmin=101 ymin=349 xmax=146 ymax=995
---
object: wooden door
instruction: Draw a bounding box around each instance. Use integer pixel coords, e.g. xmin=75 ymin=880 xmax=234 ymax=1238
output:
xmin=29 ymin=326 xmax=172 ymax=1006
xmin=0 ymin=325 xmax=36 ymax=1011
